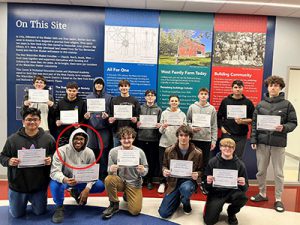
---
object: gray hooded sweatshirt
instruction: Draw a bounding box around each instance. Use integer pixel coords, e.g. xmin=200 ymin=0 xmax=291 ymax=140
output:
xmin=50 ymin=128 xmax=96 ymax=189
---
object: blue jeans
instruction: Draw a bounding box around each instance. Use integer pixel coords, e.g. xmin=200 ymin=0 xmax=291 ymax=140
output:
xmin=9 ymin=188 xmax=47 ymax=218
xmin=50 ymin=179 xmax=105 ymax=206
xmin=158 ymin=180 xmax=196 ymax=218
xmin=113 ymin=136 xmax=120 ymax=147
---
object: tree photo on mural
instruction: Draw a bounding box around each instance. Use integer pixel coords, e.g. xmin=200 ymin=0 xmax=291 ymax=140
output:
xmin=213 ymin=32 xmax=266 ymax=67
xmin=159 ymin=29 xmax=212 ymax=66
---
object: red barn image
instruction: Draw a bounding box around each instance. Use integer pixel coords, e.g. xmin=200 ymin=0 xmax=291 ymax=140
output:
xmin=178 ymin=38 xmax=206 ymax=57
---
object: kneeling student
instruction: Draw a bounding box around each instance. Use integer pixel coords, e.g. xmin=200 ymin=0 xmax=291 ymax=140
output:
xmin=102 ymin=126 xmax=148 ymax=219
xmin=158 ymin=125 xmax=203 ymax=218
xmin=203 ymin=138 xmax=248 ymax=225
xmin=50 ymin=128 xmax=105 ymax=223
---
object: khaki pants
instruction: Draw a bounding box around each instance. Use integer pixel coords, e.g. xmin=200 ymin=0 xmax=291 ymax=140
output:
xmin=104 ymin=175 xmax=142 ymax=215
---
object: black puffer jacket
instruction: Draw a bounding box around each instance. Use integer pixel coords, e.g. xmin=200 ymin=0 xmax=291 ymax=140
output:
xmin=251 ymin=92 xmax=297 ymax=147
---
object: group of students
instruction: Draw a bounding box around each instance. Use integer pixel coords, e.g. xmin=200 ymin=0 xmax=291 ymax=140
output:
xmin=0 ymin=74 xmax=297 ymax=225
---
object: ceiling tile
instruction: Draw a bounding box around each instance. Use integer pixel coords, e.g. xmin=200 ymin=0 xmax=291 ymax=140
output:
xmin=255 ymin=5 xmax=298 ymax=16
xmin=219 ymin=2 xmax=263 ymax=14
xmin=71 ymin=0 xmax=108 ymax=7
xmin=32 ymin=0 xmax=70 ymax=5
xmin=147 ymin=0 xmax=185 ymax=11
xmin=108 ymin=0 xmax=145 ymax=8
xmin=184 ymin=1 xmax=224 ymax=12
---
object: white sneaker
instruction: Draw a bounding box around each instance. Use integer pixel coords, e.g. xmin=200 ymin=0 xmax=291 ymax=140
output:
xmin=158 ymin=183 xmax=165 ymax=194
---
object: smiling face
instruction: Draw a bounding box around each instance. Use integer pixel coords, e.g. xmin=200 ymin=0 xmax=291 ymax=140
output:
xmin=22 ymin=114 xmax=41 ymax=133
xmin=119 ymin=85 xmax=130 ymax=97
xmin=34 ymin=79 xmax=46 ymax=90
xmin=169 ymin=96 xmax=179 ymax=110
xmin=120 ymin=134 xmax=134 ymax=150
xmin=73 ymin=134 xmax=86 ymax=151
xmin=95 ymin=83 xmax=103 ymax=92
xmin=66 ymin=88 xmax=78 ymax=101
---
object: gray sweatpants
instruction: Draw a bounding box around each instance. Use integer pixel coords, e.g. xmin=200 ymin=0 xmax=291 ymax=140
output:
xmin=256 ymin=144 xmax=285 ymax=200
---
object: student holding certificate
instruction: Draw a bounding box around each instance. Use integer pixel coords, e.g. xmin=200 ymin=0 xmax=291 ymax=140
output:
xmin=0 ymin=108 xmax=55 ymax=218
xmin=158 ymin=125 xmax=203 ymax=218
xmin=187 ymin=88 xmax=217 ymax=173
xmin=158 ymin=95 xmax=186 ymax=193
xmin=250 ymin=76 xmax=297 ymax=213
xmin=55 ymin=82 xmax=87 ymax=146
xmin=217 ymin=80 xmax=254 ymax=159
xmin=102 ymin=126 xmax=148 ymax=219
xmin=50 ymin=128 xmax=105 ymax=223
xmin=84 ymin=77 xmax=113 ymax=180
xmin=203 ymin=138 xmax=248 ymax=225
xmin=137 ymin=90 xmax=162 ymax=190
xmin=108 ymin=79 xmax=140 ymax=147
xmin=22 ymin=75 xmax=55 ymax=135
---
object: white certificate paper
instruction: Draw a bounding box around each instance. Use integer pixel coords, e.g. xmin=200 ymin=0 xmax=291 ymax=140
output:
xmin=73 ymin=164 xmax=99 ymax=183
xmin=166 ymin=113 xmax=183 ymax=126
xmin=87 ymin=98 xmax=105 ymax=112
xmin=257 ymin=115 xmax=281 ymax=131
xmin=114 ymin=105 xmax=132 ymax=120
xmin=60 ymin=110 xmax=78 ymax=124
xmin=227 ymin=105 xmax=247 ymax=119
xmin=117 ymin=150 xmax=140 ymax=167
xmin=170 ymin=159 xmax=193 ymax=178
xmin=192 ymin=114 xmax=211 ymax=128
xmin=213 ymin=168 xmax=238 ymax=189
xmin=139 ymin=115 xmax=157 ymax=129
xmin=18 ymin=148 xmax=46 ymax=168
xmin=28 ymin=89 xmax=49 ymax=103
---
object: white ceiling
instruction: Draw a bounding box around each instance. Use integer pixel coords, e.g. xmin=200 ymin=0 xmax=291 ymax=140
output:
xmin=1 ymin=0 xmax=300 ymax=18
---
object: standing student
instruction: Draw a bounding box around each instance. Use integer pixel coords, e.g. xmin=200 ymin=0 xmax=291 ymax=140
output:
xmin=84 ymin=77 xmax=112 ymax=180
xmin=137 ymin=90 xmax=162 ymax=190
xmin=108 ymin=79 xmax=140 ymax=147
xmin=203 ymin=138 xmax=248 ymax=225
xmin=158 ymin=95 xmax=186 ymax=193
xmin=217 ymin=80 xmax=254 ymax=159
xmin=250 ymin=76 xmax=297 ymax=213
xmin=0 ymin=108 xmax=55 ymax=218
xmin=187 ymin=88 xmax=217 ymax=171
xmin=22 ymin=75 xmax=55 ymax=135
xmin=55 ymin=81 xmax=87 ymax=146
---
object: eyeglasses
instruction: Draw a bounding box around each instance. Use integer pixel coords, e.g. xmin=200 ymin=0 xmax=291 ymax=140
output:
xmin=25 ymin=118 xmax=40 ymax=123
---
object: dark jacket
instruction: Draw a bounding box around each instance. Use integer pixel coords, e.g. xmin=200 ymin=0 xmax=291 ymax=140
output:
xmin=217 ymin=94 xmax=254 ymax=136
xmin=137 ymin=103 xmax=162 ymax=142
xmin=204 ymin=152 xmax=248 ymax=195
xmin=250 ymin=92 xmax=297 ymax=147
xmin=0 ymin=128 xmax=56 ymax=193
xmin=163 ymin=142 xmax=203 ymax=194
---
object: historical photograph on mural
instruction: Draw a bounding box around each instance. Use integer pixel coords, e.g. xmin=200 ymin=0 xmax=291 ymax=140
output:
xmin=213 ymin=32 xmax=266 ymax=67
xmin=159 ymin=29 xmax=212 ymax=66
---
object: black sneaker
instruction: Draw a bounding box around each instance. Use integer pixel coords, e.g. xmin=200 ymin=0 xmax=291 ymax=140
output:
xmin=102 ymin=202 xmax=119 ymax=219
xmin=183 ymin=201 xmax=192 ymax=215
xmin=228 ymin=214 xmax=238 ymax=225
xmin=69 ymin=188 xmax=80 ymax=204
xmin=51 ymin=206 xmax=64 ymax=224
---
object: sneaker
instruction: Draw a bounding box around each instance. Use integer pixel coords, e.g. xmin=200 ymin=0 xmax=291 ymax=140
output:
xmin=228 ymin=214 xmax=238 ymax=225
xmin=51 ymin=206 xmax=64 ymax=224
xmin=158 ymin=183 xmax=165 ymax=194
xmin=69 ymin=188 xmax=80 ymax=204
xmin=102 ymin=202 xmax=119 ymax=219
xmin=274 ymin=201 xmax=285 ymax=213
xmin=147 ymin=182 xmax=154 ymax=190
xmin=250 ymin=194 xmax=268 ymax=202
xmin=183 ymin=201 xmax=192 ymax=215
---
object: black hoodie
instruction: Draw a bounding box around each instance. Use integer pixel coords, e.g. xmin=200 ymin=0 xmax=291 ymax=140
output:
xmin=0 ymin=128 xmax=56 ymax=193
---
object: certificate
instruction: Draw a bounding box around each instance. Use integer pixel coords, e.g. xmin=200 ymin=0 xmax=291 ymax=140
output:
xmin=87 ymin=98 xmax=105 ymax=112
xmin=166 ymin=113 xmax=183 ymax=126
xmin=60 ymin=110 xmax=78 ymax=124
xmin=114 ymin=105 xmax=132 ymax=120
xmin=192 ymin=114 xmax=211 ymax=128
xmin=213 ymin=168 xmax=238 ymax=189
xmin=227 ymin=105 xmax=247 ymax=119
xmin=257 ymin=115 xmax=281 ymax=131
xmin=170 ymin=160 xmax=193 ymax=178
xmin=28 ymin=89 xmax=49 ymax=103
xmin=18 ymin=148 xmax=45 ymax=168
xmin=139 ymin=115 xmax=157 ymax=129
xmin=117 ymin=150 xmax=140 ymax=167
xmin=73 ymin=164 xmax=99 ymax=183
